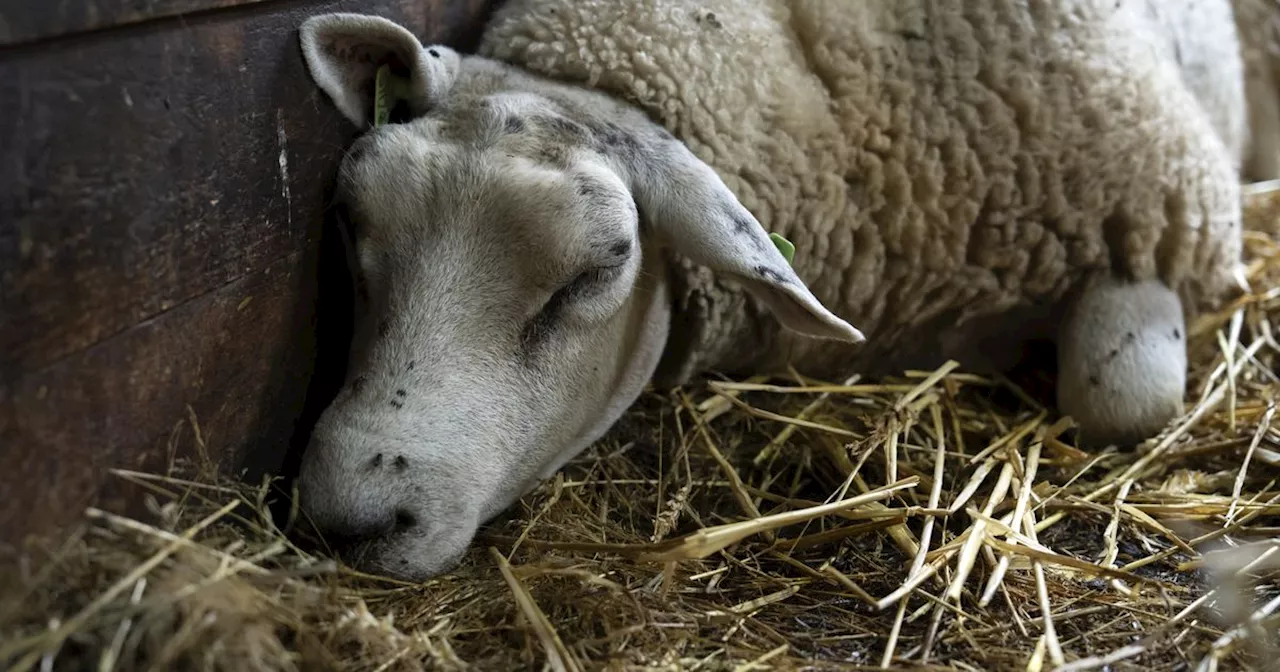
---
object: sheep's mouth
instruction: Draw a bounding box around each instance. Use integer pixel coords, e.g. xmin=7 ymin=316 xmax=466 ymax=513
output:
xmin=314 ymin=511 xmax=417 ymax=569
xmin=328 ymin=533 xmax=412 ymax=577
xmin=340 ymin=532 xmax=470 ymax=581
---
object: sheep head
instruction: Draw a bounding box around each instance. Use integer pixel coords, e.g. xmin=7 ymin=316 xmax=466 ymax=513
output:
xmin=293 ymin=12 xmax=864 ymax=580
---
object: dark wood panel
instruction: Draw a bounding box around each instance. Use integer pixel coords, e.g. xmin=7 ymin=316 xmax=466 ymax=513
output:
xmin=0 ymin=252 xmax=317 ymax=546
xmin=0 ymin=0 xmax=501 ymax=546
xmin=0 ymin=0 xmax=497 ymax=382
xmin=0 ymin=0 xmax=274 ymax=48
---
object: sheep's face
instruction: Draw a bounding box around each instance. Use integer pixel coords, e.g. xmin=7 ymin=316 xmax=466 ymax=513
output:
xmin=295 ymin=13 xmax=864 ymax=580
xmin=298 ymin=121 xmax=673 ymax=579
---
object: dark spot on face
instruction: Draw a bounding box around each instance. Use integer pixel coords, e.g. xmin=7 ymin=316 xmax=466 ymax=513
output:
xmin=576 ymin=117 xmax=642 ymax=157
xmin=595 ymin=123 xmax=642 ymax=156
xmin=754 ymin=265 xmax=787 ymax=284
xmin=395 ymin=389 xmax=406 ymax=397
xmin=540 ymin=115 xmax=591 ymax=142
xmin=378 ymin=320 xmax=390 ymax=337
xmin=1100 ymin=331 xmax=1138 ymax=363
xmin=369 ymin=453 xmax=384 ymax=469
xmin=428 ymin=48 xmax=440 ymax=58
xmin=576 ymin=176 xmax=608 ymax=199
xmin=536 ymin=144 xmax=570 ymax=167
xmin=350 ymin=376 xmax=367 ymax=393
xmin=702 ymin=11 xmax=722 ymax=28
xmin=392 ymin=455 xmax=408 ymax=471
xmin=407 ymin=360 xmax=416 ymax=370
xmin=393 ymin=509 xmax=417 ymax=530
xmin=609 ymin=240 xmax=632 ymax=257
xmin=1089 ymin=375 xmax=1101 ymax=386
xmin=1172 ymin=328 xmax=1181 ymax=340
xmin=390 ymin=400 xmax=404 ymax=409
xmin=505 ymin=116 xmax=526 ymax=134
xmin=731 ymin=213 xmax=768 ymax=252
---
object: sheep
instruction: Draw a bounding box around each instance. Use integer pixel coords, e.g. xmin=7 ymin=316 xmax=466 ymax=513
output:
xmin=293 ymin=0 xmax=1250 ymax=581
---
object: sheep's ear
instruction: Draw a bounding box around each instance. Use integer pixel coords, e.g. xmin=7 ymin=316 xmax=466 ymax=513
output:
xmin=299 ymin=13 xmax=460 ymax=128
xmin=621 ymin=132 xmax=865 ymax=343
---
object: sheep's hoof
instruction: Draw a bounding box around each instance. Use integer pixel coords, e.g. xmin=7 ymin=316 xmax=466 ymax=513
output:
xmin=1056 ymin=275 xmax=1187 ymax=448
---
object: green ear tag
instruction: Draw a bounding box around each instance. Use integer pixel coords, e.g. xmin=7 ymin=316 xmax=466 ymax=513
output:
xmin=374 ymin=63 xmax=393 ymax=127
xmin=373 ymin=64 xmax=412 ymax=127
xmin=769 ymin=232 xmax=796 ymax=265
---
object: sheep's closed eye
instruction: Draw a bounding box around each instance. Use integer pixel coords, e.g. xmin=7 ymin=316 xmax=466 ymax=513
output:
xmin=520 ymin=263 xmax=627 ymax=350
xmin=540 ymin=263 xmax=626 ymax=317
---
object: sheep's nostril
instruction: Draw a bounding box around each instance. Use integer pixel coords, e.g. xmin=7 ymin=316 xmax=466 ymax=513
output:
xmin=393 ymin=508 xmax=418 ymax=531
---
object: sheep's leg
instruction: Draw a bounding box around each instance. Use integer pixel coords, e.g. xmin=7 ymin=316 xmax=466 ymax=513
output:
xmin=1056 ymin=275 xmax=1187 ymax=448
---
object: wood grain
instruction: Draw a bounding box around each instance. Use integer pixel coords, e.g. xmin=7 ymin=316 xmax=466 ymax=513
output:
xmin=0 ymin=1 xmax=274 ymax=48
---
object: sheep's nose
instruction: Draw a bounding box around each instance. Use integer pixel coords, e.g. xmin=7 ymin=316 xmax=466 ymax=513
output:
xmin=295 ymin=443 xmax=419 ymax=545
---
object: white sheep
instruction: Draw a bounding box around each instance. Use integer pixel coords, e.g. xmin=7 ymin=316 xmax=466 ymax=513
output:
xmin=294 ymin=0 xmax=1251 ymax=580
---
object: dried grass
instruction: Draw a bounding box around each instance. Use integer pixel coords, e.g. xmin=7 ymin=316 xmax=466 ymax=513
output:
xmin=3 ymin=185 xmax=1280 ymax=671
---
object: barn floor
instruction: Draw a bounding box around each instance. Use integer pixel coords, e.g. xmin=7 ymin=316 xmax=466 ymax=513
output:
xmin=3 ymin=185 xmax=1280 ymax=672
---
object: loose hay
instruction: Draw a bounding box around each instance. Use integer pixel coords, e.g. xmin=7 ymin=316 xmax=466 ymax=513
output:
xmin=3 ymin=186 xmax=1280 ymax=671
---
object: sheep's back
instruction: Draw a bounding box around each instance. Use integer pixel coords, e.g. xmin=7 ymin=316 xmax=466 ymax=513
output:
xmin=479 ymin=0 xmax=1244 ymax=378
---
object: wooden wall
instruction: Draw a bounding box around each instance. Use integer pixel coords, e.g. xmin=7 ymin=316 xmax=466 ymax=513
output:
xmin=0 ymin=0 xmax=501 ymax=548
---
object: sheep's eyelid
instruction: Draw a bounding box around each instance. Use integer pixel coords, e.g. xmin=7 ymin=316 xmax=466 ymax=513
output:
xmin=529 ymin=262 xmax=626 ymax=323
xmin=518 ymin=262 xmax=625 ymax=350
xmin=550 ymin=262 xmax=627 ymax=304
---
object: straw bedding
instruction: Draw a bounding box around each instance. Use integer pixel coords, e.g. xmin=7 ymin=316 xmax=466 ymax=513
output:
xmin=2 ymin=184 xmax=1279 ymax=671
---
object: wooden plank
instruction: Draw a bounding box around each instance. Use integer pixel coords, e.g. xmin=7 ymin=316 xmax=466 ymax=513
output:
xmin=0 ymin=0 xmax=278 ymax=47
xmin=0 ymin=0 xmax=501 ymax=546
xmin=1 ymin=252 xmax=316 ymax=545
xmin=1 ymin=0 xmax=498 ymax=381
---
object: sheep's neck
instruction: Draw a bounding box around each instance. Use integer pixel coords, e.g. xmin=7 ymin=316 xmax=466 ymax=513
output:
xmin=652 ymin=252 xmax=783 ymax=388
